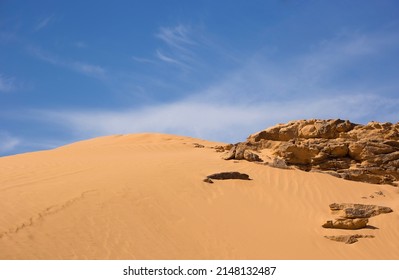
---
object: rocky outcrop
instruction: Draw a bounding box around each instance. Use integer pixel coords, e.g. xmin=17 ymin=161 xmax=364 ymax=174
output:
xmin=322 ymin=203 xmax=393 ymax=231
xmin=324 ymin=234 xmax=374 ymax=244
xmin=322 ymin=218 xmax=369 ymax=230
xmin=223 ymin=144 xmax=262 ymax=162
xmin=213 ymin=144 xmax=233 ymax=153
xmin=329 ymin=203 xmax=393 ymax=218
xmin=224 ymin=119 xmax=399 ymax=185
xmin=204 ymin=172 xmax=251 ymax=183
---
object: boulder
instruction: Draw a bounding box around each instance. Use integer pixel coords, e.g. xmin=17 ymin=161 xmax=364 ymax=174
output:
xmin=234 ymin=145 xmax=246 ymax=160
xmin=243 ymin=150 xmax=262 ymax=162
xmin=268 ymin=157 xmax=290 ymax=169
xmin=223 ymin=146 xmax=236 ymax=160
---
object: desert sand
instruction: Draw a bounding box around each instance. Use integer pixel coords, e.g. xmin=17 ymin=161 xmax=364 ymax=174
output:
xmin=1 ymin=133 xmax=399 ymax=259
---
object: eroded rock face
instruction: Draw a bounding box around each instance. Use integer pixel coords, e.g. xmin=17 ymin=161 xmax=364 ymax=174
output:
xmin=224 ymin=119 xmax=399 ymax=185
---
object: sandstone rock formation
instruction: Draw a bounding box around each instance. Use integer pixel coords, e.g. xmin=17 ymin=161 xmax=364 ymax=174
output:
xmin=223 ymin=145 xmax=262 ymax=162
xmin=322 ymin=203 xmax=393 ymax=231
xmin=329 ymin=203 xmax=393 ymax=218
xmin=204 ymin=172 xmax=251 ymax=183
xmin=224 ymin=119 xmax=399 ymax=185
xmin=322 ymin=218 xmax=369 ymax=230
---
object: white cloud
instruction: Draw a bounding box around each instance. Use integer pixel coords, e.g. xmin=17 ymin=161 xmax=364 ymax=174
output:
xmin=33 ymin=91 xmax=398 ymax=144
xmin=24 ymin=28 xmax=399 ymax=143
xmin=0 ymin=74 xmax=16 ymax=92
xmin=0 ymin=132 xmax=20 ymax=154
xmin=34 ymin=15 xmax=55 ymax=32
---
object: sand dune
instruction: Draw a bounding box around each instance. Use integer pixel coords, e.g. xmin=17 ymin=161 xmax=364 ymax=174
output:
xmin=1 ymin=133 xmax=399 ymax=259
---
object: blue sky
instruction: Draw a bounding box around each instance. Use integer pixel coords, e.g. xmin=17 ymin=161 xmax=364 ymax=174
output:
xmin=1 ymin=0 xmax=399 ymax=155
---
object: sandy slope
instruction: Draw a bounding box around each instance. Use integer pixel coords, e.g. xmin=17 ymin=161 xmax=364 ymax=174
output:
xmin=1 ymin=133 xmax=398 ymax=259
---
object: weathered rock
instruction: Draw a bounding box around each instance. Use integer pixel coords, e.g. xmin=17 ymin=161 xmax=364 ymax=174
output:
xmin=252 ymin=119 xmax=356 ymax=142
xmin=316 ymin=158 xmax=351 ymax=170
xmin=193 ymin=143 xmax=205 ymax=148
xmin=223 ymin=144 xmax=262 ymax=162
xmin=243 ymin=150 xmax=262 ymax=162
xmin=234 ymin=145 xmax=246 ymax=160
xmin=268 ymin=157 xmax=290 ymax=169
xmin=214 ymin=146 xmax=225 ymax=152
xmin=329 ymin=203 xmax=393 ymax=218
xmin=348 ymin=142 xmax=365 ymax=161
xmin=223 ymin=146 xmax=236 ymax=160
xmin=340 ymin=170 xmax=396 ymax=185
xmin=324 ymin=234 xmax=374 ymax=244
xmin=276 ymin=142 xmax=319 ymax=165
xmin=206 ymin=172 xmax=251 ymax=180
xmin=231 ymin=119 xmax=399 ymax=185
xmin=322 ymin=218 xmax=369 ymax=230
xmin=214 ymin=144 xmax=234 ymax=153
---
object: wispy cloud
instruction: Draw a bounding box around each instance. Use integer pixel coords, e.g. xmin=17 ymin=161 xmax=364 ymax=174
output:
xmin=28 ymin=46 xmax=106 ymax=79
xmin=156 ymin=24 xmax=196 ymax=50
xmin=154 ymin=24 xmax=199 ymax=70
xmin=32 ymin=92 xmax=398 ymax=144
xmin=20 ymin=28 xmax=399 ymax=144
xmin=0 ymin=74 xmax=16 ymax=93
xmin=155 ymin=49 xmax=190 ymax=69
xmin=0 ymin=131 xmax=20 ymax=155
xmin=34 ymin=15 xmax=55 ymax=32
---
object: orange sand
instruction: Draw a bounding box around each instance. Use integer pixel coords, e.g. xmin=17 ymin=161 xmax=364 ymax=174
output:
xmin=1 ymin=133 xmax=398 ymax=259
